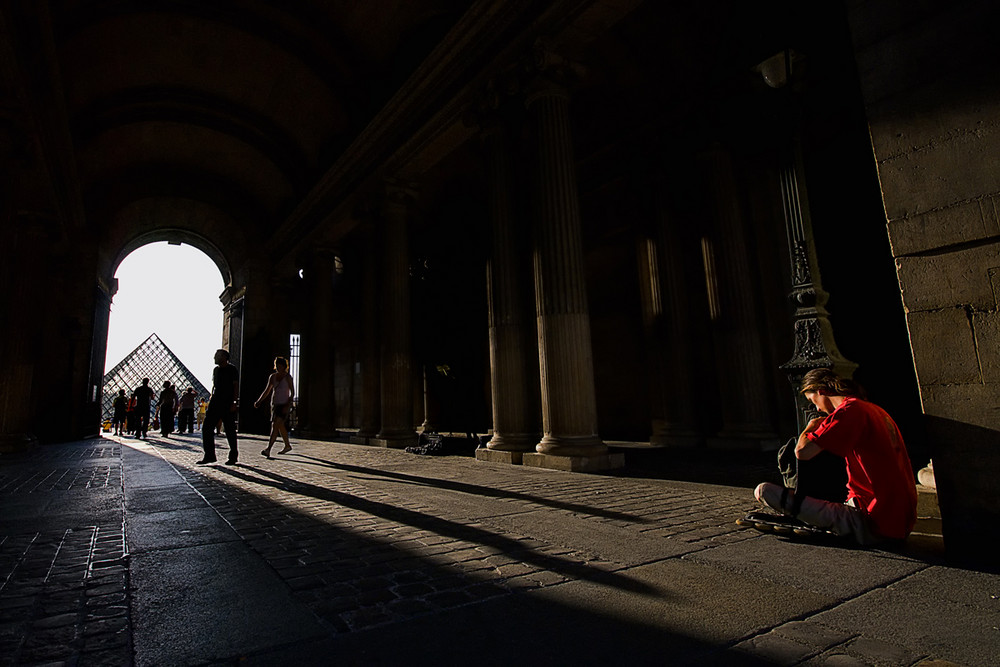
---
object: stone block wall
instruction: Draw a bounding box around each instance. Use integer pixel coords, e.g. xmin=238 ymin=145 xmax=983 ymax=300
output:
xmin=847 ymin=0 xmax=1000 ymax=568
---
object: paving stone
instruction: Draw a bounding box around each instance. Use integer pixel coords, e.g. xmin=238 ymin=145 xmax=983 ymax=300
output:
xmin=33 ymin=614 xmax=79 ymax=630
xmin=843 ymin=637 xmax=921 ymax=664
xmin=774 ymin=620 xmax=855 ymax=650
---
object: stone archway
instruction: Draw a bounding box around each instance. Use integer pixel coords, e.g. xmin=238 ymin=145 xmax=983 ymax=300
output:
xmin=87 ymin=197 xmax=258 ymax=438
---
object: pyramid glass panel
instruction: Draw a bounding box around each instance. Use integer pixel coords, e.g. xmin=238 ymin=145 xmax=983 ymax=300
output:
xmin=101 ymin=334 xmax=211 ymax=421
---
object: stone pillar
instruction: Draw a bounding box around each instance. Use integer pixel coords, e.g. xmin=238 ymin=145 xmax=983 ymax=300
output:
xmin=477 ymin=117 xmax=541 ymax=465
xmin=371 ymin=182 xmax=418 ymax=448
xmin=521 ymin=72 xmax=620 ymax=472
xmin=636 ymin=183 xmax=700 ymax=446
xmin=303 ymin=250 xmax=337 ymax=438
xmin=699 ymin=147 xmax=779 ymax=448
xmin=87 ymin=281 xmax=114 ymax=435
xmin=0 ymin=216 xmax=45 ymax=451
xmin=352 ymin=224 xmax=381 ymax=444
xmin=845 ymin=3 xmax=998 ymax=568
xmin=219 ymin=285 xmax=246 ymax=430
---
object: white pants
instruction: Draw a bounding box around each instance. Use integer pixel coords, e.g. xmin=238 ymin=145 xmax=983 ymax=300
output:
xmin=754 ymin=481 xmax=881 ymax=545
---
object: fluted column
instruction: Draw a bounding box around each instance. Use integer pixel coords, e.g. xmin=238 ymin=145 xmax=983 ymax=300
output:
xmin=352 ymin=223 xmax=381 ymax=444
xmin=373 ymin=182 xmax=418 ymax=447
xmin=636 ymin=183 xmax=699 ymax=445
xmin=700 ymin=148 xmax=777 ymax=447
xmin=525 ymin=78 xmax=606 ymax=460
xmin=480 ymin=119 xmax=540 ymax=455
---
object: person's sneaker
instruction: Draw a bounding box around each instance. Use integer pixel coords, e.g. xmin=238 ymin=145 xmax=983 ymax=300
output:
xmin=195 ymin=458 xmax=216 ymax=465
xmin=224 ymin=459 xmax=237 ymax=465
xmin=278 ymin=445 xmax=292 ymax=454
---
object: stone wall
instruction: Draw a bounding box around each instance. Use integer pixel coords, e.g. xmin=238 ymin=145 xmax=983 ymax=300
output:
xmin=848 ymin=0 xmax=1000 ymax=567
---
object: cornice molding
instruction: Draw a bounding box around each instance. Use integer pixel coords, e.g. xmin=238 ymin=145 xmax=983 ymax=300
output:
xmin=271 ymin=0 xmax=638 ymax=264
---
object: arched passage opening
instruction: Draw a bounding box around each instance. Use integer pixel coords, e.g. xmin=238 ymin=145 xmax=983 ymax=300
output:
xmin=104 ymin=241 xmax=227 ymax=390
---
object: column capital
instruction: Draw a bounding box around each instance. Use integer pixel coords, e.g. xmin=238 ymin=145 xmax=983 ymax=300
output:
xmin=524 ymin=39 xmax=586 ymax=104
xmin=464 ymin=71 xmax=523 ymax=131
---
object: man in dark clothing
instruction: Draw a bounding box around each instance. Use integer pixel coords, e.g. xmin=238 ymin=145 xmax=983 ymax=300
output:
xmin=177 ymin=387 xmax=197 ymax=433
xmin=133 ymin=378 xmax=155 ymax=439
xmin=157 ymin=381 xmax=177 ymax=436
xmin=198 ymin=349 xmax=240 ymax=465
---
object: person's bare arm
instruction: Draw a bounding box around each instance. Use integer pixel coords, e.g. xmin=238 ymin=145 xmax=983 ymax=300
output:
xmin=795 ymin=416 xmax=826 ymax=460
xmin=255 ymin=374 xmax=274 ymax=408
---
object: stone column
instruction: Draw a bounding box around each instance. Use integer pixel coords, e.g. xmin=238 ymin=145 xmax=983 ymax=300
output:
xmin=371 ymin=182 xmax=418 ymax=448
xmin=699 ymin=147 xmax=779 ymax=448
xmin=636 ymin=183 xmax=700 ymax=446
xmin=352 ymin=223 xmax=381 ymax=444
xmin=477 ymin=117 xmax=541 ymax=464
xmin=521 ymin=72 xmax=620 ymax=472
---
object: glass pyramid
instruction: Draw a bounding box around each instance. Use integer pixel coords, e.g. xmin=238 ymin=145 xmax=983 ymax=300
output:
xmin=101 ymin=333 xmax=211 ymax=421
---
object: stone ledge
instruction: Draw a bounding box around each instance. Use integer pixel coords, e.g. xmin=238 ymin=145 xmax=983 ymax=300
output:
xmin=522 ymin=452 xmax=625 ymax=473
xmin=474 ymin=448 xmax=523 ymax=465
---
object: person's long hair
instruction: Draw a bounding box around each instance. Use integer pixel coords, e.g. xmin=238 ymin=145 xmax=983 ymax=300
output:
xmin=800 ymin=368 xmax=867 ymax=400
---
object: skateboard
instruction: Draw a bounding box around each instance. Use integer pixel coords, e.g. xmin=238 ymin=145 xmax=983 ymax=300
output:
xmin=736 ymin=510 xmax=835 ymax=538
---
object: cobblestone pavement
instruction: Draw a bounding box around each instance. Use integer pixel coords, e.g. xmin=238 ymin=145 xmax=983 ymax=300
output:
xmin=150 ymin=435 xmax=760 ymax=637
xmin=1 ymin=434 xmax=995 ymax=666
xmin=0 ymin=442 xmax=129 ymax=666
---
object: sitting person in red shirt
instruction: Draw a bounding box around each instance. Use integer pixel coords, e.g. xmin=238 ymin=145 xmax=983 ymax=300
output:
xmin=754 ymin=368 xmax=918 ymax=544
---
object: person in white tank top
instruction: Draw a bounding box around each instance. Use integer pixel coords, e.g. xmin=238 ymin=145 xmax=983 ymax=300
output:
xmin=254 ymin=356 xmax=296 ymax=458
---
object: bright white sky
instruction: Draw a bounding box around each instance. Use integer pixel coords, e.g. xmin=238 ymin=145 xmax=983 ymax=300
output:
xmin=104 ymin=242 xmax=225 ymax=387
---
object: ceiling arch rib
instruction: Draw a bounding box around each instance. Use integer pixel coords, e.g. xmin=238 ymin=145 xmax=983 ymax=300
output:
xmin=74 ymin=86 xmax=314 ymax=194
xmin=57 ymin=10 xmax=349 ymax=163
xmin=85 ymin=163 xmax=274 ymax=234
xmin=53 ymin=0 xmax=361 ymax=106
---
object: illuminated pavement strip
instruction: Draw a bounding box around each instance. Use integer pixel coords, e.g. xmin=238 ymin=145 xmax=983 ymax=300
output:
xmin=1 ymin=435 xmax=994 ymax=665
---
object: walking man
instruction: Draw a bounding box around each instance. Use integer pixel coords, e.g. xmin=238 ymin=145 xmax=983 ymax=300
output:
xmin=198 ymin=349 xmax=240 ymax=465
xmin=133 ymin=378 xmax=155 ymax=439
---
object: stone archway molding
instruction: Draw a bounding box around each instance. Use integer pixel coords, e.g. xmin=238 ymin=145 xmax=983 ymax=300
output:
xmin=102 ymin=196 xmax=250 ymax=289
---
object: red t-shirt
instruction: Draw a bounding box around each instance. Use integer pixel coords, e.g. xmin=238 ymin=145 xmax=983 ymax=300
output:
xmin=806 ymin=397 xmax=917 ymax=539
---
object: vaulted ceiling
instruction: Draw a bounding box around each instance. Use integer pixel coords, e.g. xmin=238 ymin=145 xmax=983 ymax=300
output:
xmin=2 ymin=0 xmax=835 ymax=279
xmin=3 ymin=0 xmax=474 ymax=270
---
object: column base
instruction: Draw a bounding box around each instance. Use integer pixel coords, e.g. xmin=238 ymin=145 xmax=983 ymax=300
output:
xmin=536 ymin=435 xmax=608 ymax=457
xmin=485 ymin=433 xmax=538 ymax=452
xmin=522 ymin=452 xmax=625 ymax=473
xmin=0 ymin=432 xmax=38 ymax=454
xmin=475 ymin=447 xmax=523 ymax=465
xmin=350 ymin=434 xmax=375 ymax=446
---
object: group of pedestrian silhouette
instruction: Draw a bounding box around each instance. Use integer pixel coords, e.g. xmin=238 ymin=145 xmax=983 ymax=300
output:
xmin=110 ymin=350 xmax=296 ymax=469
xmin=111 ymin=379 xmax=208 ymax=439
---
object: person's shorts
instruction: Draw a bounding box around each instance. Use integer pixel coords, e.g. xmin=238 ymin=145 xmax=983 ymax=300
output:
xmin=271 ymin=403 xmax=290 ymax=423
